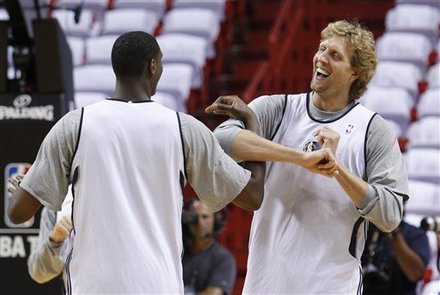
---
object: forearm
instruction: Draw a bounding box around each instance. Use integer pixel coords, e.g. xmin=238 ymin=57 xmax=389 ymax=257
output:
xmin=391 ymin=231 xmax=425 ymax=282
xmin=230 ymin=130 xmax=306 ymax=164
xmin=334 ymin=163 xmax=368 ymax=207
xmin=28 ymin=240 xmax=65 ymax=283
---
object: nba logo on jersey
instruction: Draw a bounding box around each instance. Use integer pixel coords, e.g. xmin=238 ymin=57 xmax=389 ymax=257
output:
xmin=4 ymin=163 xmax=34 ymax=228
xmin=345 ymin=124 xmax=354 ymax=134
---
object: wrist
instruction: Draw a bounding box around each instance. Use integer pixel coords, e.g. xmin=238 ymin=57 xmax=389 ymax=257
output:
xmin=49 ymin=234 xmax=64 ymax=244
xmin=242 ymin=112 xmax=259 ymax=133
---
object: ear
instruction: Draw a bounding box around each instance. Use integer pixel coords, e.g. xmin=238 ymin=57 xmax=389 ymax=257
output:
xmin=148 ymin=59 xmax=157 ymax=76
xmin=349 ymin=70 xmax=358 ymax=83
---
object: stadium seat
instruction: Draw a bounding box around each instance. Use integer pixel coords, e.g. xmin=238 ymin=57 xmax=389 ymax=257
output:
xmin=426 ymin=62 xmax=439 ymax=89
xmin=55 ymin=0 xmax=108 ymax=15
xmin=85 ymin=35 xmax=119 ymax=64
xmin=111 ymin=0 xmax=167 ymax=19
xmin=0 ymin=8 xmax=9 ymax=20
xmin=405 ymin=148 xmax=440 ymax=184
xmin=73 ymin=64 xmax=115 ymax=95
xmin=172 ymin=0 xmax=227 ymax=21
xmin=421 ymin=279 xmax=440 ymax=295
xmin=156 ymin=63 xmax=194 ymax=113
xmin=406 ymin=180 xmax=440 ymax=216
xmin=66 ymin=37 xmax=86 ymax=66
xmin=100 ymin=9 xmax=160 ymax=36
xmin=52 ymin=9 xmax=98 ymax=38
xmin=152 ymin=91 xmax=179 ymax=111
xmin=359 ymin=86 xmax=414 ymax=133
xmin=417 ymin=88 xmax=440 ymax=118
xmin=161 ymin=8 xmax=221 ymax=59
xmin=74 ymin=91 xmax=108 ymax=108
xmin=370 ymin=61 xmax=423 ymax=98
xmin=376 ymin=32 xmax=433 ymax=72
xmin=385 ymin=4 xmax=440 ymax=45
xmin=157 ymin=33 xmax=209 ymax=89
xmin=407 ymin=117 xmax=440 ymax=149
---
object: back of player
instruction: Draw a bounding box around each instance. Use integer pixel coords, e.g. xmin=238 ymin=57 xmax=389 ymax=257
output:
xmin=67 ymin=100 xmax=185 ymax=294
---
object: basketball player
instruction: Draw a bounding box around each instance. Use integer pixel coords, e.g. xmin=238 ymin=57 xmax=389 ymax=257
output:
xmin=206 ymin=20 xmax=408 ymax=294
xmin=8 ymin=31 xmax=335 ymax=294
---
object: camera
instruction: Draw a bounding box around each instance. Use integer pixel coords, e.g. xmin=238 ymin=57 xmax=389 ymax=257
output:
xmin=420 ymin=216 xmax=440 ymax=233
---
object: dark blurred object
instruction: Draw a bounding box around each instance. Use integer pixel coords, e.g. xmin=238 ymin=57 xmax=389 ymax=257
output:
xmin=363 ymin=270 xmax=391 ymax=295
xmin=182 ymin=210 xmax=198 ymax=225
xmin=420 ymin=216 xmax=440 ymax=233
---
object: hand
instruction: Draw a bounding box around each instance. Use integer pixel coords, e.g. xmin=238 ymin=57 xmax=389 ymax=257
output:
xmin=300 ymin=148 xmax=339 ymax=178
xmin=7 ymin=175 xmax=24 ymax=195
xmin=313 ymin=127 xmax=340 ymax=155
xmin=205 ymin=95 xmax=255 ymax=123
xmin=49 ymin=216 xmax=72 ymax=243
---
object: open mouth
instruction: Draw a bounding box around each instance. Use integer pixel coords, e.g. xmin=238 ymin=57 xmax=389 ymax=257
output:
xmin=316 ymin=67 xmax=330 ymax=79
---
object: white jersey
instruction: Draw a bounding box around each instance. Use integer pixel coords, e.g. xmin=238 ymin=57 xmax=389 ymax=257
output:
xmin=68 ymin=100 xmax=185 ymax=294
xmin=243 ymin=93 xmax=375 ymax=294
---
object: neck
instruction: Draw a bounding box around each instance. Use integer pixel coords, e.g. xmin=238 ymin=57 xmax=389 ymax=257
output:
xmin=312 ymin=91 xmax=351 ymax=112
xmin=113 ymin=80 xmax=152 ymax=102
xmin=191 ymin=237 xmax=214 ymax=252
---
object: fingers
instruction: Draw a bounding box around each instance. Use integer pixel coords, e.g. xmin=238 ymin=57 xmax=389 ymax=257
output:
xmin=205 ymin=95 xmax=240 ymax=114
xmin=7 ymin=176 xmax=23 ymax=194
xmin=53 ymin=217 xmax=73 ymax=240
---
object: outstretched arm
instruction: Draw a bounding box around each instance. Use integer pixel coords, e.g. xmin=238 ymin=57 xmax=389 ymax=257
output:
xmin=206 ymin=95 xmax=339 ymax=178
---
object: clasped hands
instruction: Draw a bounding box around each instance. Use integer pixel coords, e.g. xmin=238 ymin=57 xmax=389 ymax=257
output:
xmin=206 ymin=95 xmax=340 ymax=178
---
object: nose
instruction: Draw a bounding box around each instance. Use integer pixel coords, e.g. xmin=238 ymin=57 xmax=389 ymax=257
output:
xmin=317 ymin=51 xmax=328 ymax=64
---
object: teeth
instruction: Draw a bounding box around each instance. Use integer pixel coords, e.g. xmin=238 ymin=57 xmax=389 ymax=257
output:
xmin=317 ymin=67 xmax=329 ymax=76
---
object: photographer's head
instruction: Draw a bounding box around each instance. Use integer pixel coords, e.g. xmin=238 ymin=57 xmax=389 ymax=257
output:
xmin=187 ymin=199 xmax=216 ymax=239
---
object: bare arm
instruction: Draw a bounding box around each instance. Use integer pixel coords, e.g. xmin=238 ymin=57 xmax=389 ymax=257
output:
xmin=8 ymin=177 xmax=42 ymax=224
xmin=206 ymin=96 xmax=338 ymax=178
xmin=390 ymin=230 xmax=426 ymax=282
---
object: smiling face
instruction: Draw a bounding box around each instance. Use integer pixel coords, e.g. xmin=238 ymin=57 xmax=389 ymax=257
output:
xmin=310 ymin=36 xmax=358 ymax=105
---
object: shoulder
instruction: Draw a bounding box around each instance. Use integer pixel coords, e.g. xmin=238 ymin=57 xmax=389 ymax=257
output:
xmin=367 ymin=114 xmax=398 ymax=146
xmin=402 ymin=222 xmax=428 ymax=239
xmin=249 ymin=94 xmax=286 ymax=111
xmin=212 ymin=243 xmax=235 ymax=260
xmin=177 ymin=112 xmax=216 ymax=144
xmin=178 ymin=112 xmax=209 ymax=132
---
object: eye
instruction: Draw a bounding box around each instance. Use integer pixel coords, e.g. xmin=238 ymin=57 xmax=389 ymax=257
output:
xmin=317 ymin=46 xmax=325 ymax=53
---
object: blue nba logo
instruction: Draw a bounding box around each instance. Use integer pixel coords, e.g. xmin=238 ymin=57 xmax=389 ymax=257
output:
xmin=4 ymin=163 xmax=34 ymax=228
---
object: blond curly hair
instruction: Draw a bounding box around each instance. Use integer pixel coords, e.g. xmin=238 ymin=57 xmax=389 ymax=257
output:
xmin=321 ymin=20 xmax=377 ymax=100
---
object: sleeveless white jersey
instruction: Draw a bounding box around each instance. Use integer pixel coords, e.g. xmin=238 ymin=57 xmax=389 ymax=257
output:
xmin=243 ymin=93 xmax=375 ymax=294
xmin=67 ymin=100 xmax=185 ymax=294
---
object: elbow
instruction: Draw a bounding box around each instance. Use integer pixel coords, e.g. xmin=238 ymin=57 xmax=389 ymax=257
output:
xmin=234 ymin=187 xmax=264 ymax=211
xmin=380 ymin=216 xmax=402 ymax=233
xmin=8 ymin=208 xmax=27 ymax=225
xmin=247 ymin=193 xmax=263 ymax=211
xmin=407 ymin=266 xmax=425 ymax=282
xmin=381 ymin=216 xmax=402 ymax=233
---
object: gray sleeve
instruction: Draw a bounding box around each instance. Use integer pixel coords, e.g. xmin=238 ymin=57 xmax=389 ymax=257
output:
xmin=358 ymin=115 xmax=409 ymax=232
xmin=27 ymin=208 xmax=67 ymax=283
xmin=213 ymin=95 xmax=286 ymax=153
xmin=21 ymin=109 xmax=82 ymax=211
xmin=179 ymin=113 xmax=251 ymax=212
